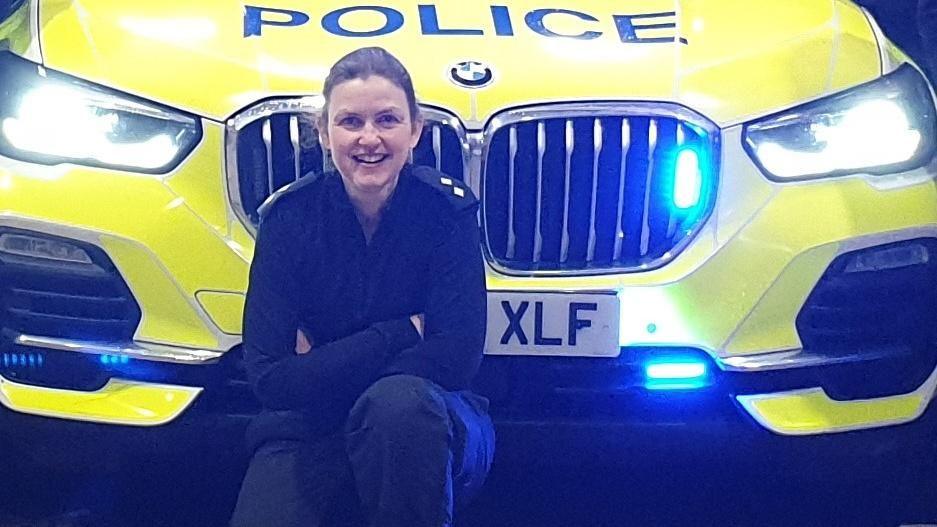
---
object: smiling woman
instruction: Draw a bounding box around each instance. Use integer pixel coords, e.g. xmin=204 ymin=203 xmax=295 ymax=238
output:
xmin=230 ymin=47 xmax=495 ymax=527
xmin=318 ymin=61 xmax=424 ymax=239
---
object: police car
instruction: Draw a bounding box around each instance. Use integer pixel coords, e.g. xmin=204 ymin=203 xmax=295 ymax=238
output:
xmin=0 ymin=0 xmax=935 ymax=469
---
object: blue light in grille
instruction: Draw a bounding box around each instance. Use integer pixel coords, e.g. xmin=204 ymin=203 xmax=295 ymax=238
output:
xmin=673 ymin=148 xmax=703 ymax=210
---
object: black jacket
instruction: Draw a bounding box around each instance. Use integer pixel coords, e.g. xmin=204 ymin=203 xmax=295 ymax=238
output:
xmin=242 ymin=164 xmax=486 ymax=438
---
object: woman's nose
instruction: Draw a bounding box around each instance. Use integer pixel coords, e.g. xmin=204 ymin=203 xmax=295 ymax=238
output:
xmin=358 ymin=122 xmax=381 ymax=145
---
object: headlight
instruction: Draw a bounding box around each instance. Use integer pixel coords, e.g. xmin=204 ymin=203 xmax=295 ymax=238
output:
xmin=743 ymin=64 xmax=936 ymax=181
xmin=0 ymin=52 xmax=201 ymax=174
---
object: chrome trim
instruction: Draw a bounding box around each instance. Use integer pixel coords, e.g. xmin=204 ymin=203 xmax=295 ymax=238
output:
xmin=432 ymin=124 xmax=442 ymax=171
xmin=423 ymin=110 xmax=471 ymax=184
xmin=717 ymin=348 xmax=902 ymax=372
xmin=26 ymin=0 xmax=42 ymax=62
xmin=613 ymin=119 xmax=630 ymax=261
xmin=587 ymin=118 xmax=601 ymax=261
xmin=226 ymin=100 xmax=468 ymax=236
xmin=860 ymin=6 xmax=893 ymax=75
xmin=533 ymin=121 xmax=545 ymax=262
xmin=262 ymin=119 xmax=274 ymax=195
xmin=289 ymin=115 xmax=301 ymax=181
xmin=485 ymin=102 xmax=720 ymax=133
xmin=506 ymin=125 xmax=517 ymax=259
xmin=561 ymin=119 xmax=574 ymax=262
xmin=15 ymin=334 xmax=224 ymax=364
xmin=640 ymin=119 xmax=657 ymax=257
xmin=480 ymin=102 xmax=720 ymax=276
xmin=228 ymin=97 xmax=326 ymax=132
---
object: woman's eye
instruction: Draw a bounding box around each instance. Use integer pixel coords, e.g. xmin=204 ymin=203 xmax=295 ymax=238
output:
xmin=338 ymin=116 xmax=363 ymax=128
xmin=377 ymin=114 xmax=402 ymax=126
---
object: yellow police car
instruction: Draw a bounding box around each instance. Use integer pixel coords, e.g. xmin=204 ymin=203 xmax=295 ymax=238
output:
xmin=0 ymin=0 xmax=935 ymax=467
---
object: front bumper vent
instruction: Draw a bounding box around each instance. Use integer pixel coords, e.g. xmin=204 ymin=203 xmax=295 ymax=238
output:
xmin=0 ymin=229 xmax=142 ymax=388
xmin=796 ymin=238 xmax=937 ymax=399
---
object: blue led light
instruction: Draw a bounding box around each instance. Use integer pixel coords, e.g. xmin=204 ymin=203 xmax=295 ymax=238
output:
xmin=646 ymin=362 xmax=707 ymax=380
xmin=673 ymin=148 xmax=702 ymax=210
xmin=2 ymin=352 xmax=47 ymax=369
xmin=98 ymin=354 xmax=130 ymax=366
xmin=643 ymin=357 xmax=709 ymax=391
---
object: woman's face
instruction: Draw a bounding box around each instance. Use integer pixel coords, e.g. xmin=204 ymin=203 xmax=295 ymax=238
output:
xmin=320 ymin=75 xmax=423 ymax=201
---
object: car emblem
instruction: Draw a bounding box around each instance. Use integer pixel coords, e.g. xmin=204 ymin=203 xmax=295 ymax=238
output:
xmin=449 ymin=60 xmax=494 ymax=89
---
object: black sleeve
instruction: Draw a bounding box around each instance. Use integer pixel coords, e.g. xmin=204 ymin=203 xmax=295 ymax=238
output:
xmin=382 ymin=206 xmax=487 ymax=390
xmin=242 ymin=203 xmax=420 ymax=411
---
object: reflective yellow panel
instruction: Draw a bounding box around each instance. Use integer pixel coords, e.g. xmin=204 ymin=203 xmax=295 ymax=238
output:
xmin=196 ymin=290 xmax=246 ymax=335
xmin=737 ymin=366 xmax=937 ymax=435
xmin=0 ymin=375 xmax=201 ymax=426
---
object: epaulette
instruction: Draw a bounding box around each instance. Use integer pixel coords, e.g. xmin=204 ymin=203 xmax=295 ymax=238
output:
xmin=410 ymin=165 xmax=478 ymax=211
xmin=257 ymin=171 xmax=322 ymax=220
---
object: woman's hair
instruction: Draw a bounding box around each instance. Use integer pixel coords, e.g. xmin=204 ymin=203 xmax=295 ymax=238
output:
xmin=319 ymin=46 xmax=421 ymax=129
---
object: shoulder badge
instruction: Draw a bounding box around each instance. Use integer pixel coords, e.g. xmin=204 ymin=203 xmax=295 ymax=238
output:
xmin=410 ymin=165 xmax=477 ymax=210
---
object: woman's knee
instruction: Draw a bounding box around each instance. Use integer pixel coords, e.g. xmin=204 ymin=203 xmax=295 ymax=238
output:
xmin=346 ymin=374 xmax=450 ymax=438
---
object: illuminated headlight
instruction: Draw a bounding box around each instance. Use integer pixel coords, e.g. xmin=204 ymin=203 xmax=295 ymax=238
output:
xmin=743 ymin=64 xmax=936 ymax=181
xmin=0 ymin=52 xmax=201 ymax=174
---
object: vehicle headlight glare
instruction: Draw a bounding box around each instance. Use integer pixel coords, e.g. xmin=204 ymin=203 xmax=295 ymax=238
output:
xmin=0 ymin=52 xmax=201 ymax=174
xmin=744 ymin=64 xmax=936 ymax=181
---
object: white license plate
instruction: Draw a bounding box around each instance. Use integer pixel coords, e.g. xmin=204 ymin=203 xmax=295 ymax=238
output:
xmin=485 ymin=291 xmax=620 ymax=357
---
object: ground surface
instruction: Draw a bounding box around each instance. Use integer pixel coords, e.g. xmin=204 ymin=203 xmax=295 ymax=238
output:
xmin=1 ymin=425 xmax=935 ymax=527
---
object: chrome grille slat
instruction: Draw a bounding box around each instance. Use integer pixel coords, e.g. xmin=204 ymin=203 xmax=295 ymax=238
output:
xmin=262 ymin=119 xmax=274 ymax=195
xmin=432 ymin=125 xmax=442 ymax=171
xmin=533 ymin=121 xmax=546 ymax=263
xmin=586 ymin=118 xmax=602 ymax=262
xmin=639 ymin=119 xmax=657 ymax=257
xmin=613 ymin=119 xmax=631 ymax=261
xmin=560 ymin=119 xmax=574 ymax=263
xmin=289 ymin=115 xmax=301 ymax=181
xmin=506 ymin=125 xmax=518 ymax=260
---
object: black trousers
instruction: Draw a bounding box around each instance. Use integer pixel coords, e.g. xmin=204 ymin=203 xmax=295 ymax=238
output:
xmin=230 ymin=374 xmax=495 ymax=527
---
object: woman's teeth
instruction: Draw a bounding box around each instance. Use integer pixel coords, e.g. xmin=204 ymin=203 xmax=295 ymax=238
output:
xmin=353 ymin=154 xmax=389 ymax=164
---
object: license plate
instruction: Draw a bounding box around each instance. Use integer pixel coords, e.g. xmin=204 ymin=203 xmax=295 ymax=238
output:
xmin=485 ymin=291 xmax=620 ymax=357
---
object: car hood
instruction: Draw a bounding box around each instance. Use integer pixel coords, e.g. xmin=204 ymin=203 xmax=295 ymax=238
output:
xmin=37 ymin=0 xmax=882 ymax=126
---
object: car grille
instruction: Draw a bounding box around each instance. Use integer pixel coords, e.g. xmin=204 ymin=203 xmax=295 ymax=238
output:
xmin=483 ymin=107 xmax=718 ymax=274
xmin=228 ymin=101 xmax=719 ymax=274
xmin=227 ymin=99 xmax=466 ymax=225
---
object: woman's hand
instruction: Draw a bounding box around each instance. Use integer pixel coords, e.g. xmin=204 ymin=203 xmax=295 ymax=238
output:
xmin=410 ymin=313 xmax=425 ymax=338
xmin=295 ymin=329 xmax=313 ymax=354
